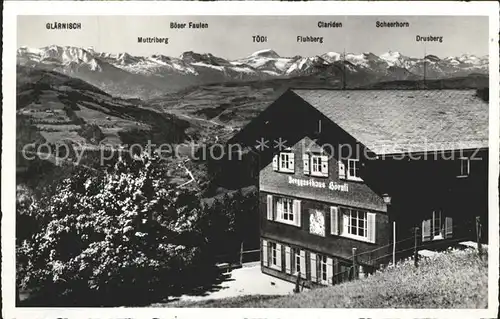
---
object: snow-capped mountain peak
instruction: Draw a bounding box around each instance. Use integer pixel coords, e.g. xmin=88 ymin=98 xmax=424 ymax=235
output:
xmin=380 ymin=50 xmax=402 ymax=60
xmin=321 ymin=52 xmax=342 ymax=62
xmin=179 ymin=51 xmax=229 ymax=67
xmin=35 ymin=45 xmax=92 ymax=62
xmin=457 ymin=53 xmax=487 ymax=66
xmin=363 ymin=52 xmax=379 ymax=59
xmin=250 ymin=49 xmax=281 ymax=59
xmin=22 ymin=45 xmax=104 ymax=71
xmin=149 ymin=54 xmax=171 ymax=64
xmin=117 ymin=52 xmax=142 ymax=65
xmin=344 ymin=53 xmax=373 ymax=68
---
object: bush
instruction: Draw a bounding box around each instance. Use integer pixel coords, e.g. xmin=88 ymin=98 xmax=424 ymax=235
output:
xmin=476 ymin=87 xmax=489 ymax=102
xmin=196 ymin=188 xmax=259 ymax=263
xmin=17 ymin=153 xmax=218 ymax=306
xmin=77 ymin=123 xmax=105 ymax=144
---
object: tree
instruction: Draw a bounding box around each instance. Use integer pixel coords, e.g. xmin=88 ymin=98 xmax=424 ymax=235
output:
xmin=17 ymin=153 xmax=212 ymax=306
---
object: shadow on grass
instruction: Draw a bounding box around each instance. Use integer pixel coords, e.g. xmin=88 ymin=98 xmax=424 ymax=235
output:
xmin=18 ymin=267 xmax=237 ymax=307
xmin=160 ymin=274 xmax=236 ymax=302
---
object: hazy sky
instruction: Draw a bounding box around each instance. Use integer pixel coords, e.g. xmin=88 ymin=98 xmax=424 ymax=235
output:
xmin=17 ymin=15 xmax=489 ymax=59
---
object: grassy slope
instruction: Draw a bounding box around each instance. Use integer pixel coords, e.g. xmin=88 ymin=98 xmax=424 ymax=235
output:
xmin=16 ymin=66 xmax=195 ymax=195
xmin=164 ymin=248 xmax=487 ymax=308
xmin=17 ymin=65 xmax=188 ymax=147
xmin=158 ymin=294 xmax=280 ymax=308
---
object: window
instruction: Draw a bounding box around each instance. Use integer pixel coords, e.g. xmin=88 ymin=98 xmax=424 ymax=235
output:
xmin=270 ymin=242 xmax=277 ymax=266
xmin=347 ymin=159 xmax=362 ymax=181
xmin=277 ymin=197 xmax=294 ymax=223
xmin=272 ymin=196 xmax=301 ymax=227
xmin=309 ymin=154 xmax=328 ymax=177
xmin=423 ymin=209 xmax=452 ymax=242
xmin=458 ymin=157 xmax=470 ymax=177
xmin=293 ymin=248 xmax=302 ymax=274
xmin=279 ymin=152 xmax=294 ymax=172
xmin=265 ymin=241 xmax=282 ymax=270
xmin=303 ymin=153 xmax=328 ymax=177
xmin=272 ymin=152 xmax=295 ymax=173
xmin=332 ymin=207 xmax=376 ymax=243
xmin=346 ymin=209 xmax=367 ymax=238
xmin=319 ymin=255 xmax=328 ymax=283
xmin=312 ymin=156 xmax=321 ymax=174
xmin=432 ymin=210 xmax=442 ymax=239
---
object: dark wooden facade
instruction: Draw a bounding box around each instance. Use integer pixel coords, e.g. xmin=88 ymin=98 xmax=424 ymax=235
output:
xmin=227 ymin=89 xmax=488 ymax=288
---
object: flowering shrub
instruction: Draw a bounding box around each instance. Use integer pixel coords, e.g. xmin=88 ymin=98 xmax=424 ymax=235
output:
xmin=17 ymin=153 xmax=226 ymax=306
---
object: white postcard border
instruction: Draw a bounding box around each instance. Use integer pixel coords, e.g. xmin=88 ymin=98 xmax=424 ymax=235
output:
xmin=2 ymin=1 xmax=499 ymax=318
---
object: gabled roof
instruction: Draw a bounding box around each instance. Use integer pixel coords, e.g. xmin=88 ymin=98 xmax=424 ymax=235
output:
xmin=291 ymin=89 xmax=488 ymax=155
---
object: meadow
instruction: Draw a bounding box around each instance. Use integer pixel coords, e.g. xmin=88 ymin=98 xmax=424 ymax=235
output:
xmin=166 ymin=248 xmax=487 ymax=308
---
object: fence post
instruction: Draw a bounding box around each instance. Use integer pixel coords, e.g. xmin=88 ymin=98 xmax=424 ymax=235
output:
xmin=392 ymin=221 xmax=396 ymax=266
xmin=352 ymin=247 xmax=358 ymax=280
xmin=294 ymin=272 xmax=301 ymax=293
xmin=476 ymin=216 xmax=483 ymax=259
xmin=414 ymin=227 xmax=419 ymax=268
xmin=239 ymin=241 xmax=244 ymax=265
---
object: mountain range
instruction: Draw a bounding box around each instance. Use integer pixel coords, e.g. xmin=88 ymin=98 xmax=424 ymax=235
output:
xmin=17 ymin=46 xmax=488 ymax=99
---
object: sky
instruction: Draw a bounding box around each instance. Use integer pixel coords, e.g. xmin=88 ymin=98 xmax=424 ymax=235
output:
xmin=17 ymin=15 xmax=489 ymax=59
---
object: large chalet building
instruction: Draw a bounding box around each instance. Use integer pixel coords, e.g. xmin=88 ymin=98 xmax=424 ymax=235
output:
xmin=228 ymin=89 xmax=488 ymax=288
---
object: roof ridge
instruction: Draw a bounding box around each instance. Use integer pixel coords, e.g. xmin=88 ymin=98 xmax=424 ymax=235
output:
xmin=290 ymin=87 xmax=488 ymax=154
xmin=290 ymin=88 xmax=478 ymax=91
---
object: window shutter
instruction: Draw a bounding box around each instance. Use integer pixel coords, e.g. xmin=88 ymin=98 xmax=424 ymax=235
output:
xmin=262 ymin=240 xmax=268 ymax=266
xmin=343 ymin=211 xmax=349 ymax=235
xmin=330 ymin=206 xmax=339 ymax=235
xmin=293 ymin=199 xmax=302 ymax=227
xmin=310 ymin=253 xmax=317 ymax=282
xmin=303 ymin=154 xmax=310 ymax=175
xmin=422 ymin=219 xmax=431 ymax=242
xmin=300 ymin=251 xmax=306 ymax=278
xmin=445 ymin=217 xmax=453 ymax=239
xmin=266 ymin=195 xmax=273 ymax=220
xmin=338 ymin=160 xmax=346 ymax=179
xmin=338 ymin=208 xmax=344 ymax=235
xmin=320 ymin=155 xmax=329 ymax=177
xmin=289 ymin=153 xmax=295 ymax=172
xmin=272 ymin=155 xmax=278 ymax=171
xmin=367 ymin=212 xmax=376 ymax=243
xmin=327 ymin=257 xmax=333 ymax=285
xmin=285 ymin=246 xmax=291 ymax=274
xmin=275 ymin=198 xmax=283 ymax=221
xmin=276 ymin=244 xmax=282 ymax=271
